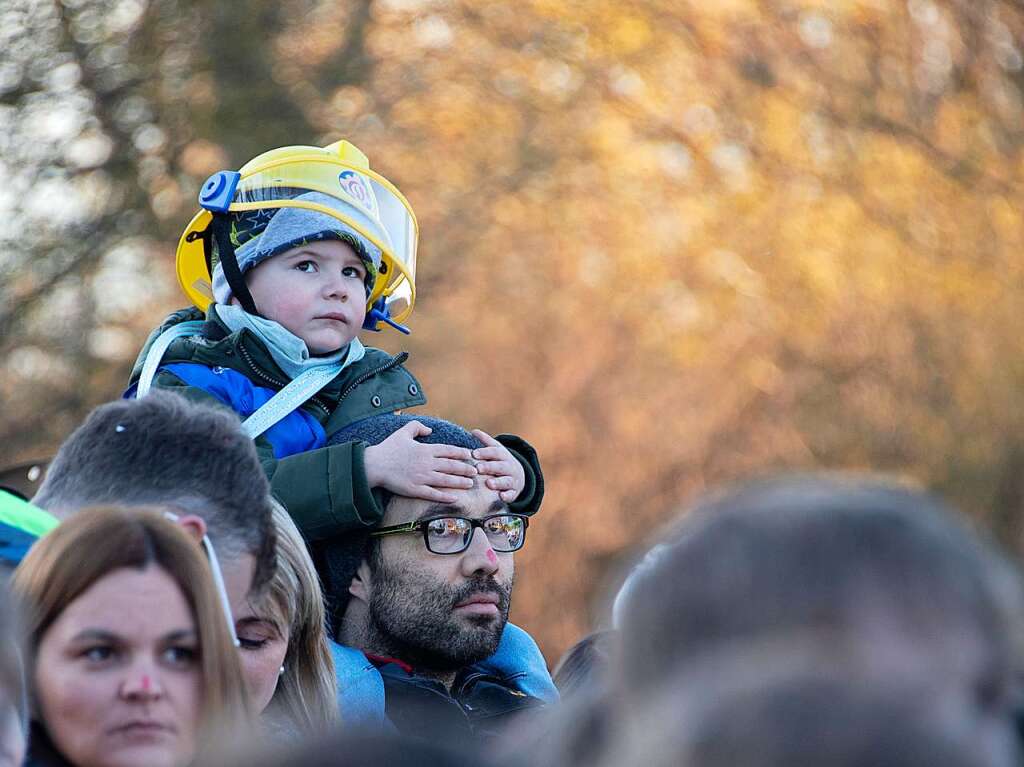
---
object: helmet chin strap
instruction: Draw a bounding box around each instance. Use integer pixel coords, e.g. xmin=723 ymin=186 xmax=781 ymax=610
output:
xmin=210 ymin=213 xmax=260 ymax=316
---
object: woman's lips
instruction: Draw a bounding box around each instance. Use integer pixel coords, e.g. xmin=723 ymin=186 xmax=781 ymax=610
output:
xmin=108 ymin=721 xmax=175 ymax=740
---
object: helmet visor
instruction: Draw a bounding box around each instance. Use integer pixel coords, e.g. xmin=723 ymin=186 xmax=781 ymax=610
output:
xmin=229 ymin=161 xmax=417 ymax=310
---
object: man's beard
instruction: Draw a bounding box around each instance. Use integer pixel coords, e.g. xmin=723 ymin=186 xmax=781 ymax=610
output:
xmin=367 ymin=563 xmax=513 ymax=673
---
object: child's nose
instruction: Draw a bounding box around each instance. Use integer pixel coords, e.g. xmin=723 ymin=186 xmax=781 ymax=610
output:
xmin=324 ymin=273 xmax=351 ymax=301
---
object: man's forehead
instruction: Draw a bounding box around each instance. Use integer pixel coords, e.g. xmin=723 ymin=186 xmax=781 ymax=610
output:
xmin=384 ymin=484 xmax=507 ymax=525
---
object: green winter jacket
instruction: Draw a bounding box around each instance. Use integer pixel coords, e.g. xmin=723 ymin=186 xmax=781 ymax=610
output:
xmin=126 ymin=307 xmax=544 ymax=542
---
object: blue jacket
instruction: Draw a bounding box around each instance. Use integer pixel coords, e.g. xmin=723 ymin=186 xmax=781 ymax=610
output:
xmin=331 ymin=622 xmax=557 ymax=730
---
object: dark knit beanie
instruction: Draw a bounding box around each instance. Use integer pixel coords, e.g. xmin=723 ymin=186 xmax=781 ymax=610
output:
xmin=320 ymin=414 xmax=484 ymax=636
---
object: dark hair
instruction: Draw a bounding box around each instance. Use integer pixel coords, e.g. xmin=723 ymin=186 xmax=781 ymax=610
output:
xmin=552 ymin=630 xmax=616 ymax=700
xmin=615 ymin=474 xmax=1024 ymax=696
xmin=32 ymin=391 xmax=276 ymax=592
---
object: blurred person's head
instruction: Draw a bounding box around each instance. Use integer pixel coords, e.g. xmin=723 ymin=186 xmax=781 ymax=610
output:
xmin=552 ymin=630 xmax=615 ymax=701
xmin=204 ymin=731 xmax=492 ymax=767
xmin=601 ymin=655 xmax=1011 ymax=767
xmin=0 ymin=586 xmax=27 ymax=767
xmin=12 ymin=506 xmax=252 ymax=767
xmin=236 ymin=501 xmax=336 ymax=736
xmin=32 ymin=391 xmax=276 ymax=613
xmin=331 ymin=415 xmax=524 ymax=688
xmin=614 ymin=474 xmax=1024 ymax=740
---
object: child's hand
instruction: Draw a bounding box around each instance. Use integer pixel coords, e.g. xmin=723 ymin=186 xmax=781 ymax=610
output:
xmin=364 ymin=420 xmax=477 ymax=504
xmin=471 ymin=430 xmax=525 ymax=503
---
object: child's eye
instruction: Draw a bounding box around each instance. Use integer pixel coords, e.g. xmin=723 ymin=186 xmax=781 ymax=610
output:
xmin=295 ymin=260 xmax=318 ymax=273
xmin=342 ymin=265 xmax=365 ymax=280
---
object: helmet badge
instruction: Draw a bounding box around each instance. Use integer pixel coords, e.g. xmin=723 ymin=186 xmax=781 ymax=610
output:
xmin=338 ymin=170 xmax=378 ymax=217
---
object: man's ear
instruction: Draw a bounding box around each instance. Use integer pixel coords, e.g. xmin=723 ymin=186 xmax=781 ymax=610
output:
xmin=348 ymin=560 xmax=372 ymax=605
xmin=175 ymin=514 xmax=207 ymax=543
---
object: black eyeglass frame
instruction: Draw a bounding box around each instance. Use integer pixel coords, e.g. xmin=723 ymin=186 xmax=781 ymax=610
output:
xmin=370 ymin=513 xmax=530 ymax=555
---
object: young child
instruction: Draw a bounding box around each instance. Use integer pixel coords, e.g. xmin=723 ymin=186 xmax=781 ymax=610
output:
xmin=127 ymin=140 xmax=543 ymax=542
xmin=125 ymin=141 xmax=555 ymax=705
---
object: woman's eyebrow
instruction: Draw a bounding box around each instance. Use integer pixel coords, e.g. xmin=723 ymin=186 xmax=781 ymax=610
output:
xmin=69 ymin=629 xmax=120 ymax=643
xmin=235 ymin=616 xmax=278 ymax=629
xmin=161 ymin=629 xmax=198 ymax=642
xmin=236 ymin=616 xmax=284 ymax=635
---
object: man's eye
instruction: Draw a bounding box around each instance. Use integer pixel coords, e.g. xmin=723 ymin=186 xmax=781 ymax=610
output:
xmin=295 ymin=260 xmax=317 ymax=273
xmin=427 ymin=518 xmax=464 ymax=537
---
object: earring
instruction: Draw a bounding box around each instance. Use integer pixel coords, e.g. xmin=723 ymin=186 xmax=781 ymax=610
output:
xmin=279 ymin=666 xmax=285 ymax=676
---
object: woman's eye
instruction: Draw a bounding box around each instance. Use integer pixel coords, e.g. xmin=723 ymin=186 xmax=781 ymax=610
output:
xmin=82 ymin=646 xmax=115 ymax=662
xmin=162 ymin=646 xmax=199 ymax=667
xmin=295 ymin=260 xmax=317 ymax=273
xmin=238 ymin=637 xmax=269 ymax=651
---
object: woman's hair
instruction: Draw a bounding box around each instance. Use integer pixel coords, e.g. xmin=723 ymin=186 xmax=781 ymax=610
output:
xmin=11 ymin=506 xmax=252 ymax=746
xmin=260 ymin=501 xmax=337 ymax=734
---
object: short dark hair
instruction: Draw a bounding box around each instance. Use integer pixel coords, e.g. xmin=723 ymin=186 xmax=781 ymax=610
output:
xmin=32 ymin=391 xmax=275 ymax=592
xmin=615 ymin=474 xmax=1024 ymax=695
xmin=552 ymin=630 xmax=616 ymax=700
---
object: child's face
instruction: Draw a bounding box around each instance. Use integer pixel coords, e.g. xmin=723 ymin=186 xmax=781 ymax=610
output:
xmin=241 ymin=239 xmax=369 ymax=354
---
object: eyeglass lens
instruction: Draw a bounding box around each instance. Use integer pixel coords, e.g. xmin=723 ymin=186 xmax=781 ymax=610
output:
xmin=425 ymin=515 xmax=525 ymax=554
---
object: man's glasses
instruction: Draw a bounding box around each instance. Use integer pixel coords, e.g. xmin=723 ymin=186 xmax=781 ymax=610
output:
xmin=370 ymin=513 xmax=529 ymax=555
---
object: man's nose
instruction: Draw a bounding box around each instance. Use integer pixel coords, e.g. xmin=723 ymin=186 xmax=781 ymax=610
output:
xmin=460 ymin=527 xmax=500 ymax=577
xmin=119 ymin=665 xmax=164 ymax=702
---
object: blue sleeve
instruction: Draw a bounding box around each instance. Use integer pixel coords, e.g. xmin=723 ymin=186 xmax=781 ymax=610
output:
xmin=154 ymin=364 xmax=327 ymax=459
xmin=330 ymin=640 xmax=394 ymax=730
xmin=479 ymin=622 xmax=559 ymax=704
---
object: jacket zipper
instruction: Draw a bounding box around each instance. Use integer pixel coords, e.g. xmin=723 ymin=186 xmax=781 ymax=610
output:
xmin=236 ymin=342 xmax=332 ymax=417
xmin=337 ymin=351 xmax=410 ymax=405
xmin=238 ymin=343 xmax=412 ymax=416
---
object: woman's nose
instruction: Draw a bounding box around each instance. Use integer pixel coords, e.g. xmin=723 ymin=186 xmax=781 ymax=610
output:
xmin=119 ymin=669 xmax=164 ymax=702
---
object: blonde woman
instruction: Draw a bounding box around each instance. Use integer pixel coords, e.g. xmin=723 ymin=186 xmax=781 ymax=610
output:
xmin=12 ymin=506 xmax=252 ymax=767
xmin=233 ymin=502 xmax=338 ymax=736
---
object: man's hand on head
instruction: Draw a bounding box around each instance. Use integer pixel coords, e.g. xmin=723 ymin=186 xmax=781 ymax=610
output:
xmin=364 ymin=420 xmax=478 ymax=504
xmin=471 ymin=430 xmax=525 ymax=504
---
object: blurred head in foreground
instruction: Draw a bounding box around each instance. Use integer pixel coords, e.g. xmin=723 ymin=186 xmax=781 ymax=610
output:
xmin=12 ymin=507 xmax=251 ymax=767
xmin=598 ymin=651 xmax=1007 ymax=767
xmin=610 ymin=474 xmax=1024 ymax=764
